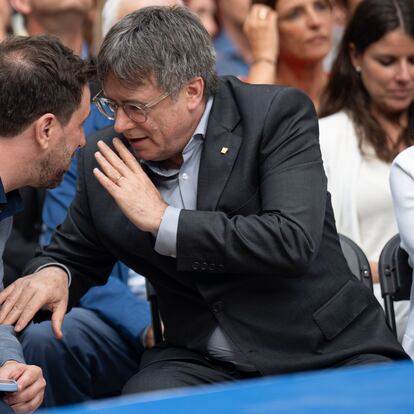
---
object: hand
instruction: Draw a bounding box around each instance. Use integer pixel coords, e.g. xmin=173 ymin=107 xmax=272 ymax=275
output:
xmin=244 ymin=5 xmax=279 ymax=63
xmin=93 ymin=138 xmax=168 ymax=233
xmin=144 ymin=322 xmax=164 ymax=348
xmin=0 ymin=267 xmax=69 ymax=338
xmin=0 ymin=361 xmax=46 ymax=413
xmin=369 ymin=261 xmax=379 ymax=284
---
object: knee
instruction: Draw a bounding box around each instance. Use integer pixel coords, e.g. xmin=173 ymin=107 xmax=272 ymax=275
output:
xmin=20 ymin=322 xmax=57 ymax=353
xmin=122 ymin=364 xmax=184 ymax=395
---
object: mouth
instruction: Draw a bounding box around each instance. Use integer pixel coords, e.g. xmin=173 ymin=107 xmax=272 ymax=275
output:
xmin=306 ymin=35 xmax=328 ymax=44
xmin=388 ymin=90 xmax=413 ymax=99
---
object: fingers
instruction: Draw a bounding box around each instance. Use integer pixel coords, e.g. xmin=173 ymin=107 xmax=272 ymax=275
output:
xmin=5 ymin=365 xmax=45 ymax=413
xmin=0 ymin=269 xmax=69 ymax=332
xmin=113 ymin=138 xmax=141 ymax=173
xmin=0 ymin=279 xmax=36 ymax=328
xmin=93 ymin=167 xmax=118 ymax=196
xmin=51 ymin=299 xmax=67 ymax=339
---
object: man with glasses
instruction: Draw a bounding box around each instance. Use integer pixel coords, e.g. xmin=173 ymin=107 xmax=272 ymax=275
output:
xmin=0 ymin=6 xmax=407 ymax=395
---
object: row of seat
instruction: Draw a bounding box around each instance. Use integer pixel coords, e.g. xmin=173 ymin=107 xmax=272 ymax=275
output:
xmin=146 ymin=233 xmax=413 ymax=344
xmin=325 ymin=234 xmax=412 ymax=339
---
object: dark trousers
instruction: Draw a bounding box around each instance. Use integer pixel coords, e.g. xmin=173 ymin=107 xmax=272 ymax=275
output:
xmin=123 ymin=346 xmax=393 ymax=396
xmin=123 ymin=346 xmax=260 ymax=395
xmin=20 ymin=308 xmax=143 ymax=407
xmin=0 ymin=401 xmax=12 ymax=414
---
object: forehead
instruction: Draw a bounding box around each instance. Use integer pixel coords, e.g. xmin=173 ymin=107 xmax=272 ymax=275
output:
xmin=103 ymin=72 xmax=161 ymax=101
xmin=367 ymin=30 xmax=414 ymax=54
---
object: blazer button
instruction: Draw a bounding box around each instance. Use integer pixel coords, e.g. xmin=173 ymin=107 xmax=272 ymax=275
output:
xmin=212 ymin=301 xmax=223 ymax=313
xmin=208 ymin=263 xmax=216 ymax=271
xmin=192 ymin=261 xmax=200 ymax=270
xmin=201 ymin=262 xmax=208 ymax=271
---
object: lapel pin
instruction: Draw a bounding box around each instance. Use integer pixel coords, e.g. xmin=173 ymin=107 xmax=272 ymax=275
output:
xmin=220 ymin=147 xmax=229 ymax=155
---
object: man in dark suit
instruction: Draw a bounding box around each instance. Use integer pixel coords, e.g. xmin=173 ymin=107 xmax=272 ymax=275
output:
xmin=0 ymin=6 xmax=408 ymax=394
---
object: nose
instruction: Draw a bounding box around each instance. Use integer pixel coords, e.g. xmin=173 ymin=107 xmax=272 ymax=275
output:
xmin=113 ymin=106 xmax=135 ymax=134
xmin=395 ymin=60 xmax=412 ymax=83
xmin=306 ymin=7 xmax=321 ymax=28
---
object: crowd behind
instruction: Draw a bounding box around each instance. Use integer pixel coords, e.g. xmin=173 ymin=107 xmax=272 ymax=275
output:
xmin=0 ymin=0 xmax=414 ymax=412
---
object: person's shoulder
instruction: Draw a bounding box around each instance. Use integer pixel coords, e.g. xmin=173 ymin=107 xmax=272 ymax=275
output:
xmin=319 ymin=111 xmax=350 ymax=129
xmin=392 ymin=145 xmax=414 ymax=173
xmin=318 ymin=111 xmax=354 ymax=144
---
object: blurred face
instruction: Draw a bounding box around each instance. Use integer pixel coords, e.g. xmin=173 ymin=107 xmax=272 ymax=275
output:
xmin=40 ymin=86 xmax=90 ymax=188
xmin=217 ymin=0 xmax=250 ymax=27
xmin=276 ymin=0 xmax=332 ymax=63
xmin=29 ymin=0 xmax=93 ymax=14
xmin=187 ymin=0 xmax=218 ymax=38
xmin=351 ymin=30 xmax=414 ymax=117
xmin=103 ymin=73 xmax=203 ymax=166
xmin=117 ymin=0 xmax=180 ymax=21
xmin=0 ymin=0 xmax=12 ymax=28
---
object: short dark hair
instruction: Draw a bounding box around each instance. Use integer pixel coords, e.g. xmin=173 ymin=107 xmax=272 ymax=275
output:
xmin=98 ymin=6 xmax=218 ymax=99
xmin=0 ymin=35 xmax=92 ymax=137
xmin=320 ymin=0 xmax=414 ymax=162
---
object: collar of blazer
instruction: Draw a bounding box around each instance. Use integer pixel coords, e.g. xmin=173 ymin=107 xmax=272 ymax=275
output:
xmin=197 ymin=77 xmax=243 ymax=212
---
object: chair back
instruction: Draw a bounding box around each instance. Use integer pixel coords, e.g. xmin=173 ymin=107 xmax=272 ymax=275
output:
xmin=339 ymin=233 xmax=373 ymax=292
xmin=379 ymin=234 xmax=412 ymax=336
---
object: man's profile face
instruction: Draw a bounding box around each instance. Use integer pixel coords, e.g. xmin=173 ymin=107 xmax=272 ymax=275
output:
xmin=103 ymin=73 xmax=199 ymax=168
xmin=39 ymin=86 xmax=90 ymax=188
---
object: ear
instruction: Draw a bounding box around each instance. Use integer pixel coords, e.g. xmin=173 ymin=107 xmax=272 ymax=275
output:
xmin=34 ymin=113 xmax=59 ymax=151
xmin=349 ymin=43 xmax=362 ymax=71
xmin=185 ymin=77 xmax=205 ymax=111
xmin=10 ymin=0 xmax=32 ymax=14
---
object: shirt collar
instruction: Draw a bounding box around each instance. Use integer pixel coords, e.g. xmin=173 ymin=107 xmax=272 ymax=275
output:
xmin=192 ymin=96 xmax=213 ymax=140
xmin=0 ymin=178 xmax=24 ymax=221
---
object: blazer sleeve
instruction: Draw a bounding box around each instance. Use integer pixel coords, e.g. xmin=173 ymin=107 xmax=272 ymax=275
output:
xmin=24 ymin=143 xmax=116 ymax=309
xmin=176 ymin=88 xmax=327 ymax=276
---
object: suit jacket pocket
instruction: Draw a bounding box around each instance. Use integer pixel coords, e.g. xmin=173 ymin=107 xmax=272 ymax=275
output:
xmin=312 ymin=280 xmax=370 ymax=341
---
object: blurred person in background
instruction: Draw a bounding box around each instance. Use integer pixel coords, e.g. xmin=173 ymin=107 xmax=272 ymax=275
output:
xmin=214 ymin=0 xmax=251 ymax=78
xmin=244 ymin=0 xmax=333 ymax=112
xmin=184 ymin=0 xmax=218 ymax=37
xmin=102 ymin=0 xmax=181 ymax=36
xmin=319 ymin=0 xmax=414 ymax=341
xmin=10 ymin=0 xmax=94 ymax=56
xmin=0 ymin=0 xmax=12 ymax=40
xmin=390 ymin=147 xmax=414 ymax=359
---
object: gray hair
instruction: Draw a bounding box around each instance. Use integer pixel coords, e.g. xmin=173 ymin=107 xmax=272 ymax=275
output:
xmin=97 ymin=6 xmax=218 ymax=99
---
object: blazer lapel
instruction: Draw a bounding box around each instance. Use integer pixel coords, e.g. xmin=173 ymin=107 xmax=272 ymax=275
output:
xmin=197 ymin=80 xmax=242 ymax=211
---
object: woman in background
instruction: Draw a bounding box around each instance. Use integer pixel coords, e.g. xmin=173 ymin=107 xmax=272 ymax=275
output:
xmin=319 ymin=0 xmax=414 ymax=341
xmin=244 ymin=0 xmax=332 ymax=111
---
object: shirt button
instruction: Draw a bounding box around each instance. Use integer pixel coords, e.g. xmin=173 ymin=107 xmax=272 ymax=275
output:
xmin=182 ymin=173 xmax=189 ymax=180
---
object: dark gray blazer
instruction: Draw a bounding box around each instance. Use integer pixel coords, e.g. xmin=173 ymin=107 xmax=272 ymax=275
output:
xmin=25 ymin=76 xmax=408 ymax=375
